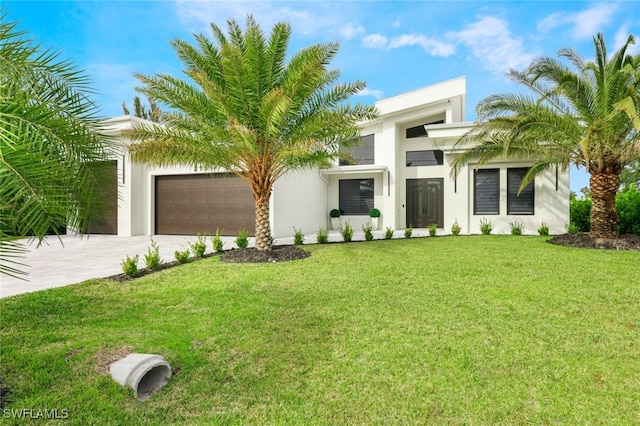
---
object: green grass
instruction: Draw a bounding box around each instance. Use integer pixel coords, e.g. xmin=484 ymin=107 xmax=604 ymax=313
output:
xmin=2 ymin=236 xmax=639 ymax=424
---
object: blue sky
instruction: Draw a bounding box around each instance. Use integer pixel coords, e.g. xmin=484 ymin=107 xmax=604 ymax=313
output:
xmin=5 ymin=1 xmax=640 ymax=192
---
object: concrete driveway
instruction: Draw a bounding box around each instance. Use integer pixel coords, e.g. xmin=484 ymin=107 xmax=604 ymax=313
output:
xmin=0 ymin=234 xmax=276 ymax=299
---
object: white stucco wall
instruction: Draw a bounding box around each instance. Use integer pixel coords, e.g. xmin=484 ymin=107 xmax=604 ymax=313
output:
xmin=271 ymin=168 xmax=328 ymax=238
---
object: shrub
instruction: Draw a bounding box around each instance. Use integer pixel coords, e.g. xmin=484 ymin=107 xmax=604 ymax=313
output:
xmin=479 ymin=218 xmax=494 ymax=235
xmin=362 ymin=223 xmax=374 ymax=241
xmin=341 ymin=222 xmax=354 ymax=242
xmin=404 ymin=225 xmax=413 ymax=239
xmin=293 ymin=227 xmax=304 ymax=245
xmin=369 ymin=208 xmax=381 ymax=218
xmin=510 ymin=221 xmax=524 ymax=236
xmin=451 ymin=220 xmax=462 ymax=236
xmin=428 ymin=223 xmax=437 ymax=237
xmin=566 ymin=223 xmax=580 ymax=235
xmin=174 ymin=249 xmax=190 ymax=264
xmin=570 ymin=196 xmax=592 ymax=232
xmin=384 ymin=227 xmax=394 ymax=240
xmin=538 ymin=222 xmax=549 ymax=236
xmin=144 ymin=238 xmax=162 ymax=270
xmin=121 ymin=254 xmax=139 ymax=277
xmin=235 ymin=228 xmax=249 ymax=248
xmin=317 ymin=227 xmax=329 ymax=244
xmin=212 ymin=228 xmax=224 ymax=252
xmin=329 ymin=209 xmax=341 ymax=218
xmin=190 ymin=233 xmax=207 ymax=258
xmin=617 ymin=187 xmax=640 ymax=235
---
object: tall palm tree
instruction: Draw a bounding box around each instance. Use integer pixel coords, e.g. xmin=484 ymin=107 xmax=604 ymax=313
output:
xmin=452 ymin=33 xmax=640 ymax=239
xmin=0 ymin=14 xmax=115 ymax=278
xmin=124 ymin=16 xmax=377 ymax=250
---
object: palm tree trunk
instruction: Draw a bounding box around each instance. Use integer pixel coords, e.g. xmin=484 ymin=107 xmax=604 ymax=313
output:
xmin=254 ymin=194 xmax=272 ymax=251
xmin=589 ymin=172 xmax=619 ymax=239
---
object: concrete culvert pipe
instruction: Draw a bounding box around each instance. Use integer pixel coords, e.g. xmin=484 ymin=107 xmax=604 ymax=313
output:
xmin=109 ymin=354 xmax=172 ymax=401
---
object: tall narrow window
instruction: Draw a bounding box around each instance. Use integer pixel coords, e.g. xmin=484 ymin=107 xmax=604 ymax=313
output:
xmin=474 ymin=169 xmax=499 ymax=215
xmin=339 ymin=179 xmax=374 ymax=215
xmin=340 ymin=134 xmax=374 ymax=165
xmin=507 ymin=168 xmax=534 ymax=214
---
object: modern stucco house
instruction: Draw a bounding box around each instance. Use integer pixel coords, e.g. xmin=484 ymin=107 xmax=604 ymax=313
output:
xmin=97 ymin=76 xmax=569 ymax=238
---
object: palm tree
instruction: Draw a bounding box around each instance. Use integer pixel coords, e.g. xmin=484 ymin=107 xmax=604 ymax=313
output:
xmin=124 ymin=16 xmax=377 ymax=250
xmin=1 ymin=14 xmax=115 ymax=278
xmin=452 ymin=33 xmax=640 ymax=239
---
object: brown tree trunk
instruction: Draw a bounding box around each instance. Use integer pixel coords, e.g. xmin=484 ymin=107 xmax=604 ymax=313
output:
xmin=589 ymin=172 xmax=619 ymax=239
xmin=254 ymin=194 xmax=272 ymax=251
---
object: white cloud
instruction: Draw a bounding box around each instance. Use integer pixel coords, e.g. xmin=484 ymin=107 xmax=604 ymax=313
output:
xmin=356 ymin=87 xmax=384 ymax=100
xmin=173 ymin=1 xmax=365 ymax=39
xmin=537 ymin=3 xmax=619 ymax=40
xmin=340 ymin=23 xmax=365 ymax=40
xmin=361 ymin=33 xmax=455 ymax=57
xmin=448 ymin=16 xmax=536 ymax=75
xmin=362 ymin=33 xmax=388 ymax=49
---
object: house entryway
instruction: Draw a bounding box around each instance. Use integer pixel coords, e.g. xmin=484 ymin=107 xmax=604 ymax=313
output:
xmin=406 ymin=178 xmax=444 ymax=228
xmin=155 ymin=173 xmax=255 ymax=235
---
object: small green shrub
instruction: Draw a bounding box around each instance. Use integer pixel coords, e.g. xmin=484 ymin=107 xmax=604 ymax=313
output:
xmin=510 ymin=221 xmax=524 ymax=235
xmin=144 ymin=238 xmax=162 ymax=270
xmin=341 ymin=222 xmax=354 ymax=242
xmin=329 ymin=209 xmax=341 ymax=218
xmin=451 ymin=220 xmax=462 ymax=236
xmin=212 ymin=228 xmax=224 ymax=252
xmin=479 ymin=218 xmax=494 ymax=235
xmin=121 ymin=254 xmax=139 ymax=277
xmin=428 ymin=223 xmax=437 ymax=237
xmin=369 ymin=208 xmax=381 ymax=218
xmin=538 ymin=222 xmax=549 ymax=236
xmin=293 ymin=227 xmax=304 ymax=245
xmin=235 ymin=228 xmax=249 ymax=249
xmin=566 ymin=222 xmax=580 ymax=235
xmin=317 ymin=227 xmax=329 ymax=244
xmin=404 ymin=225 xmax=413 ymax=239
xmin=190 ymin=233 xmax=207 ymax=257
xmin=384 ymin=227 xmax=394 ymax=240
xmin=362 ymin=223 xmax=374 ymax=241
xmin=174 ymin=249 xmax=190 ymax=264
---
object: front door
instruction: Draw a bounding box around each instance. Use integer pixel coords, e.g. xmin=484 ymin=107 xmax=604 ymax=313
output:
xmin=406 ymin=178 xmax=444 ymax=228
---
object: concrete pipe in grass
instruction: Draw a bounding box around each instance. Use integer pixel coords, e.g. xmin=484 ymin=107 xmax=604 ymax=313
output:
xmin=109 ymin=354 xmax=172 ymax=401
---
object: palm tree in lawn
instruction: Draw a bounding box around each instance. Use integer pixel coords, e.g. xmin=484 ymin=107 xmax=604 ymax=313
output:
xmin=452 ymin=33 xmax=640 ymax=239
xmin=1 ymin=14 xmax=115 ymax=278
xmin=124 ymin=16 xmax=377 ymax=250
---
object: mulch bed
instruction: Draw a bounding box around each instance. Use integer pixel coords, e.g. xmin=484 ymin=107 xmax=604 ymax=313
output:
xmin=220 ymin=245 xmax=310 ymax=263
xmin=548 ymin=233 xmax=640 ymax=251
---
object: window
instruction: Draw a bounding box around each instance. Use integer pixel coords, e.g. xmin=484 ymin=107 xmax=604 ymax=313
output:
xmin=406 ymin=150 xmax=444 ymax=167
xmin=339 ymin=179 xmax=374 ymax=215
xmin=474 ymin=169 xmax=499 ymax=215
xmin=507 ymin=168 xmax=534 ymax=214
xmin=405 ymin=119 xmax=444 ymax=138
xmin=339 ymin=134 xmax=374 ymax=166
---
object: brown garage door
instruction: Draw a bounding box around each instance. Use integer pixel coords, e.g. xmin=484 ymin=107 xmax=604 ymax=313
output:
xmin=155 ymin=173 xmax=255 ymax=235
xmin=86 ymin=161 xmax=118 ymax=234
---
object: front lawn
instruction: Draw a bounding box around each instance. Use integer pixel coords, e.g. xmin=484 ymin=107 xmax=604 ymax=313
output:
xmin=1 ymin=236 xmax=639 ymax=424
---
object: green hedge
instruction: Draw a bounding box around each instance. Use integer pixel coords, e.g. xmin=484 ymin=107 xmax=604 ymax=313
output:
xmin=570 ymin=187 xmax=640 ymax=235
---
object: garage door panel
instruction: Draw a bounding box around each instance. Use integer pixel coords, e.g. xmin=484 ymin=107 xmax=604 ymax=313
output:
xmin=155 ymin=174 xmax=255 ymax=236
xmin=87 ymin=161 xmax=118 ymax=235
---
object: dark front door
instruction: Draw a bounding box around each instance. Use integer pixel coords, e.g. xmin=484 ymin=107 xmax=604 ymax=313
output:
xmin=406 ymin=178 xmax=444 ymax=228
